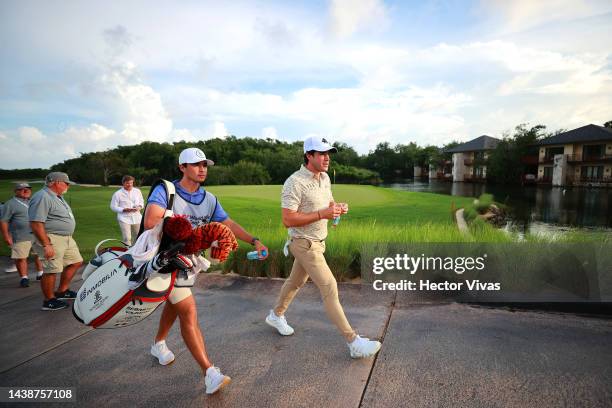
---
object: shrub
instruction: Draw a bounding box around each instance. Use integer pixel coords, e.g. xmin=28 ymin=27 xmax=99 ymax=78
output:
xmin=474 ymin=193 xmax=493 ymax=214
xmin=229 ymin=161 xmax=271 ymax=185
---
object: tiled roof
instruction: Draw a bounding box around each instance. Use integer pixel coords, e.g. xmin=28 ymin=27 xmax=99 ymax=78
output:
xmin=445 ymin=135 xmax=500 ymax=153
xmin=539 ymin=124 xmax=612 ymax=146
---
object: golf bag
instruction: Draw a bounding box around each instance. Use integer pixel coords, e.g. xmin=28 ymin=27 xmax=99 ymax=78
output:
xmin=72 ymin=179 xmax=178 ymax=329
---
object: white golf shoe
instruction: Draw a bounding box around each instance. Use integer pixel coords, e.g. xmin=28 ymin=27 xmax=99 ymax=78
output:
xmin=265 ymin=310 xmax=294 ymax=336
xmin=348 ymin=335 xmax=382 ymax=358
xmin=205 ymin=366 xmax=231 ymax=394
xmin=150 ymin=340 xmax=175 ymax=365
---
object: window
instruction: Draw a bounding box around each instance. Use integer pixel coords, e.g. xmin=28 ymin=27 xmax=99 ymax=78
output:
xmin=581 ymin=166 xmax=603 ymax=180
xmin=545 ymin=147 xmax=564 ymax=160
xmin=543 ymin=166 xmax=553 ymax=179
xmin=582 ymin=144 xmax=604 ymax=160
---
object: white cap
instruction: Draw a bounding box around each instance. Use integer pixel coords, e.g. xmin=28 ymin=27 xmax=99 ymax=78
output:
xmin=303 ymin=136 xmax=338 ymax=154
xmin=178 ymin=147 xmax=215 ymax=166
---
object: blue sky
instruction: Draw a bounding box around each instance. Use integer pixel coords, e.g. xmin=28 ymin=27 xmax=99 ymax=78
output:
xmin=1 ymin=0 xmax=611 ymax=168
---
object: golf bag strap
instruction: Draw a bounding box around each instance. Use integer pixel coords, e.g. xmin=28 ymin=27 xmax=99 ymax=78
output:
xmin=137 ymin=179 xmax=176 ymax=238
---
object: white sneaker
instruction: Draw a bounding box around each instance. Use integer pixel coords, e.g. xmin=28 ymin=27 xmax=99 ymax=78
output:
xmin=347 ymin=335 xmax=382 ymax=358
xmin=265 ymin=310 xmax=294 ymax=336
xmin=150 ymin=340 xmax=175 ymax=365
xmin=205 ymin=366 xmax=231 ymax=394
xmin=5 ymin=265 xmax=17 ymax=273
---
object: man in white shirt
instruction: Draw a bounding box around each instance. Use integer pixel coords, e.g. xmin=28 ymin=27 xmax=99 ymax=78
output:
xmin=110 ymin=175 xmax=144 ymax=246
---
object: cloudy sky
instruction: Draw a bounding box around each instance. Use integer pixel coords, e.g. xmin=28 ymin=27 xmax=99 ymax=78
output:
xmin=1 ymin=0 xmax=611 ymax=169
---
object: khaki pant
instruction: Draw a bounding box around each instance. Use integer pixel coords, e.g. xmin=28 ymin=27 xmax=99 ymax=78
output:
xmin=11 ymin=240 xmax=33 ymax=259
xmin=33 ymin=234 xmax=83 ymax=274
xmin=119 ymin=222 xmax=140 ymax=246
xmin=274 ymin=238 xmax=356 ymax=342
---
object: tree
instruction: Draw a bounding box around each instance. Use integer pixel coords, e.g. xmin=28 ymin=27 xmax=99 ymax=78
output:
xmin=487 ymin=124 xmax=548 ymax=184
xmin=604 ymin=121 xmax=612 ymax=129
xmin=127 ymin=167 xmax=158 ymax=186
xmin=332 ymin=142 xmax=360 ymax=167
xmin=367 ymin=142 xmax=397 ymax=180
xmin=229 ymin=161 xmax=271 ymax=185
xmin=93 ymin=151 xmax=127 ymax=186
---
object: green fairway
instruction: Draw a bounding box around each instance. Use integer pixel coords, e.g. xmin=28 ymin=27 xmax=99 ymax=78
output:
xmin=0 ymin=179 xmax=557 ymax=279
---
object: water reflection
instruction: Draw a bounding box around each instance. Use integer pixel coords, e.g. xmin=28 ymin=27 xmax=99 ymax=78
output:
xmin=384 ymin=180 xmax=612 ymax=232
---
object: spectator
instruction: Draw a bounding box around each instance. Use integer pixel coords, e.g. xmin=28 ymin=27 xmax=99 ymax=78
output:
xmin=1 ymin=183 xmax=43 ymax=286
xmin=29 ymin=172 xmax=83 ymax=311
xmin=110 ymin=175 xmax=144 ymax=246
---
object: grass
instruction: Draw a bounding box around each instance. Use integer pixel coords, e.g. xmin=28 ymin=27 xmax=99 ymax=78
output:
xmin=1 ymin=180 xmax=608 ymax=280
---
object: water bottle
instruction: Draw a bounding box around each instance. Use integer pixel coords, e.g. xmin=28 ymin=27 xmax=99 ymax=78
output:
xmin=247 ymin=249 xmax=267 ymax=260
xmin=332 ymin=216 xmax=341 ymax=227
xmin=332 ymin=203 xmax=347 ymax=228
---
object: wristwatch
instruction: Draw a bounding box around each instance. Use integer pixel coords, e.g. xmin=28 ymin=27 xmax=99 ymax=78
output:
xmin=250 ymin=237 xmax=260 ymax=245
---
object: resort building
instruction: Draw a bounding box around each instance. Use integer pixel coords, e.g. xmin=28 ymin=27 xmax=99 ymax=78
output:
xmin=537 ymin=124 xmax=612 ymax=187
xmin=446 ymin=136 xmax=501 ymax=182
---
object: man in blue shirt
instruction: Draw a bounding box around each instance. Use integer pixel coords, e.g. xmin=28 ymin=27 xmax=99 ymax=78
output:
xmin=143 ymin=147 xmax=268 ymax=395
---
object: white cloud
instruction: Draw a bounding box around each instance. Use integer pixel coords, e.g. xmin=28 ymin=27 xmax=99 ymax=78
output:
xmin=211 ymin=121 xmax=229 ymax=139
xmin=18 ymin=126 xmax=45 ymax=143
xmin=0 ymin=2 xmax=610 ymax=167
xmin=328 ymin=0 xmax=388 ymax=38
xmin=98 ymin=61 xmax=172 ymax=143
xmin=261 ymin=126 xmax=279 ymax=140
xmin=169 ymin=128 xmax=199 ymax=143
xmin=0 ymin=124 xmax=116 ymax=169
xmin=480 ymin=0 xmax=612 ymax=33
xmin=254 ymin=18 xmax=299 ymax=48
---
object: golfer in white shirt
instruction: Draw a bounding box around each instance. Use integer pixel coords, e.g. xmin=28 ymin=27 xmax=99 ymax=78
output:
xmin=110 ymin=175 xmax=144 ymax=245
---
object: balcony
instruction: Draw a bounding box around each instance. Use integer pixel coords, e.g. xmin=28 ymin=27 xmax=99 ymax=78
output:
xmin=567 ymin=154 xmax=612 ymax=163
xmin=538 ymin=176 xmax=552 ymax=184
xmin=539 ymin=156 xmax=555 ymax=164
xmin=464 ymin=175 xmax=486 ymax=183
xmin=567 ymin=176 xmax=612 ymax=187
xmin=436 ymin=172 xmax=453 ymax=181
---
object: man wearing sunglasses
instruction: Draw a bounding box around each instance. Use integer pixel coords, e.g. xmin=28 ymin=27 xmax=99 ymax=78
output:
xmin=29 ymin=172 xmax=83 ymax=311
xmin=1 ymin=182 xmax=44 ymax=287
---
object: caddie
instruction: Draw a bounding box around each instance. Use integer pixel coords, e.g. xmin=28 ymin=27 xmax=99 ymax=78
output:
xmin=0 ymin=183 xmax=44 ymax=287
xmin=265 ymin=136 xmax=382 ymax=358
xmin=29 ymin=172 xmax=83 ymax=311
xmin=142 ymin=147 xmax=268 ymax=395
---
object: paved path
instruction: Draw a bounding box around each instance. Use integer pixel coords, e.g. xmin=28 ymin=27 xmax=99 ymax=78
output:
xmin=0 ymin=257 xmax=610 ymax=407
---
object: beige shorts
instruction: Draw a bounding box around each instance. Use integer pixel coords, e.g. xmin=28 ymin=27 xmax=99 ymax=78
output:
xmin=168 ymin=287 xmax=192 ymax=304
xmin=33 ymin=234 xmax=83 ymax=274
xmin=11 ymin=240 xmax=33 ymax=259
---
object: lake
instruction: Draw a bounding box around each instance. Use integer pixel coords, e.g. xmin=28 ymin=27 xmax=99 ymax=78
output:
xmin=384 ymin=180 xmax=612 ymax=234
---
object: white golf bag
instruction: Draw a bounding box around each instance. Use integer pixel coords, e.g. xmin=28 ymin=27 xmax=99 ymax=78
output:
xmin=72 ymin=180 xmax=178 ymax=329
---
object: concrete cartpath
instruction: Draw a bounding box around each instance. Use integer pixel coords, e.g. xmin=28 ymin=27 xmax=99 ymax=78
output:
xmin=0 ymin=256 xmax=611 ymax=407
xmin=362 ymin=303 xmax=612 ymax=408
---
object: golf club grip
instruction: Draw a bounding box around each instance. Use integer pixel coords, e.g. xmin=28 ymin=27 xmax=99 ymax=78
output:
xmin=163 ymin=241 xmax=185 ymax=259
